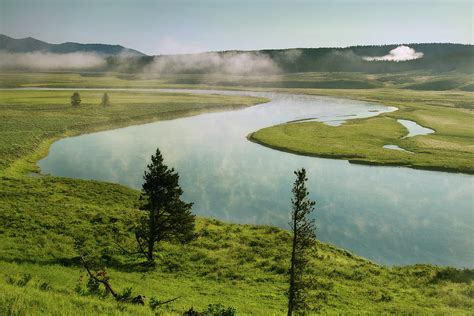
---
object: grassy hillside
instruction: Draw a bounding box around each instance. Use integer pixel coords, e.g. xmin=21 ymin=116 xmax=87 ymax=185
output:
xmin=0 ymin=74 xmax=473 ymax=314
xmin=1 ymin=176 xmax=473 ymax=315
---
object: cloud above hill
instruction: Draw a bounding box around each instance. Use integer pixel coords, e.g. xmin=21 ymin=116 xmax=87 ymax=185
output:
xmin=363 ymin=45 xmax=424 ymax=62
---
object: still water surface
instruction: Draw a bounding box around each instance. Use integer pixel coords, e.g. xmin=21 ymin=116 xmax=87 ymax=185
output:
xmin=38 ymin=89 xmax=473 ymax=267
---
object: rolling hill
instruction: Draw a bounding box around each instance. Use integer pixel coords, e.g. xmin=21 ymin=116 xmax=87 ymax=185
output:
xmin=0 ymin=34 xmax=146 ymax=56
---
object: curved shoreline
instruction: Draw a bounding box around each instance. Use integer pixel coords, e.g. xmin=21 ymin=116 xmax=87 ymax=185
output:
xmin=247 ymin=131 xmax=474 ymax=175
xmin=1 ymin=89 xmax=270 ymax=177
xmin=3 ymin=87 xmax=471 ymax=176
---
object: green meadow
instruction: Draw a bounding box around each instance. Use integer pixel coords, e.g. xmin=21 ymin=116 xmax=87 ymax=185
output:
xmin=0 ymin=72 xmax=473 ymax=314
xmin=250 ymin=88 xmax=474 ymax=173
xmin=0 ymin=89 xmax=268 ymax=176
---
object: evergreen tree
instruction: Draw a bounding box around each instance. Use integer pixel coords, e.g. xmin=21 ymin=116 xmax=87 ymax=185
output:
xmin=135 ymin=148 xmax=195 ymax=263
xmin=71 ymin=92 xmax=81 ymax=106
xmin=287 ymin=168 xmax=316 ymax=315
xmin=101 ymin=93 xmax=110 ymax=107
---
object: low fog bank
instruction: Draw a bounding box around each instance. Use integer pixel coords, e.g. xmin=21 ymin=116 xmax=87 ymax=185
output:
xmin=0 ymin=51 xmax=107 ymax=70
xmin=144 ymin=51 xmax=282 ymax=76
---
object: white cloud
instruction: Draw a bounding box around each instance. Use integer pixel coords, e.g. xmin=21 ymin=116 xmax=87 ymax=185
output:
xmin=363 ymin=45 xmax=424 ymax=62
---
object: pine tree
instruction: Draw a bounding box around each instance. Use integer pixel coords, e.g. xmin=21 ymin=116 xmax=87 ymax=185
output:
xmin=135 ymin=148 xmax=195 ymax=263
xmin=101 ymin=93 xmax=110 ymax=107
xmin=71 ymin=92 xmax=81 ymax=106
xmin=287 ymin=168 xmax=316 ymax=315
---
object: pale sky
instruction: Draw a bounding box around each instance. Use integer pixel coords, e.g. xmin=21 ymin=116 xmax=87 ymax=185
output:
xmin=0 ymin=0 xmax=472 ymax=55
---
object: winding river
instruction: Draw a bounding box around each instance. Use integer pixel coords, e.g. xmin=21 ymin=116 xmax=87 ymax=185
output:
xmin=36 ymin=89 xmax=473 ymax=267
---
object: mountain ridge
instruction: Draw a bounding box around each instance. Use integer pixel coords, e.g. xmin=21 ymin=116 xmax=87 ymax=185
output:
xmin=0 ymin=34 xmax=147 ymax=56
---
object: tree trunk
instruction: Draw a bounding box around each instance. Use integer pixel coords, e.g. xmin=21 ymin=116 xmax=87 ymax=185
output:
xmin=147 ymin=207 xmax=156 ymax=262
xmin=147 ymin=238 xmax=154 ymax=262
xmin=288 ymin=209 xmax=298 ymax=316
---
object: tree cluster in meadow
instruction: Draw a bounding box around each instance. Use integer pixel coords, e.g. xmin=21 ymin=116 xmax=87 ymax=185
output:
xmin=70 ymin=92 xmax=111 ymax=107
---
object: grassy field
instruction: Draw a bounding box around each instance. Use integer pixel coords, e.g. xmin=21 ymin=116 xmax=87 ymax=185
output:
xmin=0 ymin=72 xmax=473 ymax=314
xmin=0 ymin=89 xmax=268 ymax=176
xmin=1 ymin=70 xmax=473 ymax=91
xmin=250 ymin=88 xmax=474 ymax=173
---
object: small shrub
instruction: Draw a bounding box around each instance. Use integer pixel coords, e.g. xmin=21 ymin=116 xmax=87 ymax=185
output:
xmin=204 ymin=303 xmax=237 ymax=316
xmin=7 ymin=273 xmax=32 ymax=287
xmin=378 ymin=293 xmax=392 ymax=302
xmin=71 ymin=92 xmax=81 ymax=106
xmin=432 ymin=268 xmax=474 ymax=284
xmin=39 ymin=281 xmax=52 ymax=291
xmin=86 ymin=276 xmax=101 ymax=295
xmin=149 ymin=296 xmax=161 ymax=310
xmin=117 ymin=287 xmax=133 ymax=301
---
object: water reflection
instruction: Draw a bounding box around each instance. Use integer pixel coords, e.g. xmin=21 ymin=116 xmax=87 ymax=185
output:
xmin=398 ymin=119 xmax=435 ymax=138
xmin=39 ymin=90 xmax=473 ymax=267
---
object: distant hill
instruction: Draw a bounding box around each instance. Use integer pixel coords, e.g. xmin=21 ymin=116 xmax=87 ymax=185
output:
xmin=1 ymin=35 xmax=472 ymax=74
xmin=0 ymin=34 xmax=146 ymax=56
xmin=106 ymin=43 xmax=473 ymax=75
xmin=261 ymin=43 xmax=474 ymax=74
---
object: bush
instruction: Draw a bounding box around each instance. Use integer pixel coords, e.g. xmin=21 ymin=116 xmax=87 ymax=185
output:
xmin=71 ymin=92 xmax=81 ymax=106
xmin=205 ymin=304 xmax=237 ymax=316
xmin=7 ymin=273 xmax=32 ymax=287
xmin=432 ymin=268 xmax=474 ymax=284
xmin=39 ymin=281 xmax=52 ymax=291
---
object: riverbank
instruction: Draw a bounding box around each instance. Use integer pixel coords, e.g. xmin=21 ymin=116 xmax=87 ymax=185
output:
xmin=0 ymin=89 xmax=268 ymax=176
xmin=250 ymin=88 xmax=474 ymax=174
xmin=3 ymin=72 xmax=472 ymax=174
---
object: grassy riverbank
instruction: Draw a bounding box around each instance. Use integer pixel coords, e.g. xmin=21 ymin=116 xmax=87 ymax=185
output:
xmin=250 ymin=88 xmax=474 ymax=174
xmin=0 ymin=73 xmax=473 ymax=314
xmin=0 ymin=90 xmax=268 ymax=176
xmin=2 ymin=72 xmax=473 ymax=174
xmin=2 ymin=176 xmax=473 ymax=315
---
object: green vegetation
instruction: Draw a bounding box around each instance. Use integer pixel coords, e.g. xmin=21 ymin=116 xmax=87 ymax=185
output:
xmin=1 ymin=176 xmax=473 ymax=314
xmin=137 ymin=148 xmax=195 ymax=263
xmin=101 ymin=92 xmax=110 ymax=107
xmin=250 ymin=88 xmax=474 ymax=173
xmin=0 ymin=72 xmax=473 ymax=314
xmin=288 ymin=168 xmax=317 ymax=315
xmin=1 ymin=69 xmax=473 ymax=91
xmin=0 ymin=89 xmax=268 ymax=176
xmin=70 ymin=92 xmax=81 ymax=106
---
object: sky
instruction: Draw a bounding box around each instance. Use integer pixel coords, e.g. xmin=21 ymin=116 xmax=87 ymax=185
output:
xmin=0 ymin=0 xmax=472 ymax=55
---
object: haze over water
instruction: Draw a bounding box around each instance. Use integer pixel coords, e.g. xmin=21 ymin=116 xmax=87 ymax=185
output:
xmin=39 ymin=89 xmax=474 ymax=268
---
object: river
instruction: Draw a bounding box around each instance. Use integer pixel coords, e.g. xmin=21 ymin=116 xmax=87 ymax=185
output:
xmin=34 ymin=88 xmax=473 ymax=267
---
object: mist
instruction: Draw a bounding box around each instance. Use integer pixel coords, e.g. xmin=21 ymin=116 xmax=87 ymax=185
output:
xmin=143 ymin=51 xmax=281 ymax=76
xmin=0 ymin=51 xmax=107 ymax=70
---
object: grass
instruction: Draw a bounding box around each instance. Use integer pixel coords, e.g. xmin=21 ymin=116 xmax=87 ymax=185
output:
xmin=0 ymin=89 xmax=268 ymax=176
xmin=250 ymin=88 xmax=474 ymax=173
xmin=1 ymin=69 xmax=473 ymax=90
xmin=1 ymin=176 xmax=473 ymax=315
xmin=0 ymin=71 xmax=473 ymax=314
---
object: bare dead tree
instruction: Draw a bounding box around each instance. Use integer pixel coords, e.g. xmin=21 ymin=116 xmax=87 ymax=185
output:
xmin=80 ymin=256 xmax=180 ymax=306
